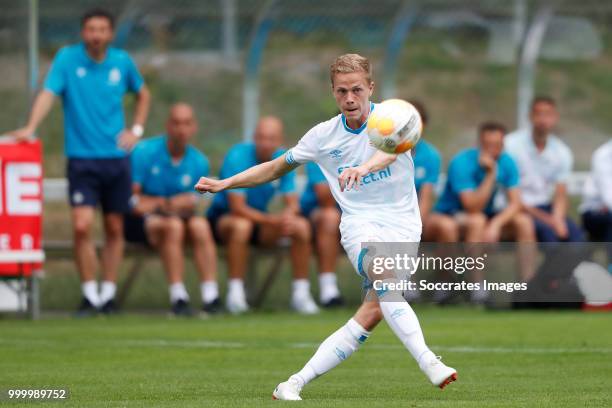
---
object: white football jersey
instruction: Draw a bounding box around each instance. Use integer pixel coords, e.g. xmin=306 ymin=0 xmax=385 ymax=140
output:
xmin=285 ymin=103 xmax=422 ymax=236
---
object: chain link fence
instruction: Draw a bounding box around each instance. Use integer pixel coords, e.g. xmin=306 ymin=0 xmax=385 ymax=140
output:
xmin=1 ymin=0 xmax=611 ymax=177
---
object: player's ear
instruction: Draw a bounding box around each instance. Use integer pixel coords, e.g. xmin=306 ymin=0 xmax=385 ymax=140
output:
xmin=368 ymin=81 xmax=375 ymax=96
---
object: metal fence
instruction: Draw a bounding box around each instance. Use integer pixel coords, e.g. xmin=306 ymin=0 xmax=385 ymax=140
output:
xmin=1 ymin=0 xmax=611 ymax=176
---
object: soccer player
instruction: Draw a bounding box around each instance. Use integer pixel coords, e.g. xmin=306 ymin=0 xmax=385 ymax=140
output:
xmin=8 ymin=9 xmax=150 ymax=314
xmin=300 ymin=162 xmax=344 ymax=307
xmin=195 ymin=54 xmax=457 ymax=400
xmin=580 ymin=139 xmax=612 ymax=271
xmin=505 ymin=97 xmax=584 ymax=243
xmin=433 ymin=122 xmax=536 ymax=295
xmin=126 ymin=103 xmax=219 ymax=316
xmin=206 ymin=116 xmax=318 ymax=315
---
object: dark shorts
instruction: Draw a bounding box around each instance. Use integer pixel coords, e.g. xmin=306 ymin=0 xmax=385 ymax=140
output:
xmin=207 ymin=214 xmax=261 ymax=246
xmin=67 ymin=157 xmax=131 ymax=214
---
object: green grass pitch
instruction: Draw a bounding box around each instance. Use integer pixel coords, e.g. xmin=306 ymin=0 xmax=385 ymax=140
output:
xmin=0 ymin=307 xmax=610 ymax=407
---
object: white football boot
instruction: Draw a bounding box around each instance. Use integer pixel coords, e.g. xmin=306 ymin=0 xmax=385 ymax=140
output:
xmin=419 ymin=355 xmax=458 ymax=389
xmin=272 ymin=377 xmax=303 ymax=401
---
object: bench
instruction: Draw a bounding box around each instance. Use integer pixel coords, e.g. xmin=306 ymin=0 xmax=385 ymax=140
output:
xmin=8 ymin=171 xmax=587 ymax=318
xmin=42 ymin=238 xmax=291 ymax=310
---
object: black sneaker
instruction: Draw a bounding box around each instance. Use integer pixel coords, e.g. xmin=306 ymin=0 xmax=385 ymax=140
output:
xmin=100 ymin=299 xmax=119 ymax=315
xmin=321 ymin=296 xmax=345 ymax=308
xmin=75 ymin=297 xmax=98 ymax=318
xmin=202 ymin=298 xmax=222 ymax=314
xmin=171 ymin=299 xmax=193 ymax=317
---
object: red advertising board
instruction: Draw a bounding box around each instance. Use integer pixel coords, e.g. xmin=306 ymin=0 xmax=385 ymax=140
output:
xmin=0 ymin=138 xmax=44 ymax=276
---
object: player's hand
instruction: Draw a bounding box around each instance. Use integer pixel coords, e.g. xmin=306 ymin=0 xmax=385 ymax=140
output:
xmin=118 ymin=129 xmax=140 ymax=151
xmin=8 ymin=126 xmax=35 ymax=142
xmin=478 ymin=152 xmax=497 ymax=173
xmin=339 ymin=165 xmax=369 ymax=192
xmin=194 ymin=177 xmax=228 ymax=194
xmin=483 ymin=221 xmax=502 ymax=243
xmin=280 ymin=212 xmax=299 ymax=236
xmin=552 ymin=216 xmax=569 ymax=239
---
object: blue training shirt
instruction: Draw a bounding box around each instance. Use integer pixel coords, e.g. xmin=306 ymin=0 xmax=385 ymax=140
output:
xmin=207 ymin=142 xmax=296 ymax=219
xmin=300 ymin=161 xmax=328 ymax=216
xmin=131 ymin=135 xmax=209 ymax=197
xmin=435 ymin=147 xmax=519 ymax=215
xmin=44 ymin=43 xmax=144 ymax=159
xmin=412 ymin=140 xmax=441 ymax=194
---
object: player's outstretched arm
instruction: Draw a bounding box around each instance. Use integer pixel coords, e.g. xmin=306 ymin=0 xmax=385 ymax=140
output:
xmin=195 ymin=154 xmax=298 ymax=194
xmin=339 ymin=150 xmax=398 ymax=191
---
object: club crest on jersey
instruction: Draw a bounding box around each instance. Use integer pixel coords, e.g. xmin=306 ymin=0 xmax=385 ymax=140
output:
xmin=181 ymin=174 xmax=192 ymax=187
xmin=108 ymin=68 xmax=121 ymax=85
xmin=329 ymin=149 xmax=343 ymax=160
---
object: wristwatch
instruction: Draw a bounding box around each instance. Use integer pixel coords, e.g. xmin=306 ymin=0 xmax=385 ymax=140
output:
xmin=131 ymin=124 xmax=144 ymax=138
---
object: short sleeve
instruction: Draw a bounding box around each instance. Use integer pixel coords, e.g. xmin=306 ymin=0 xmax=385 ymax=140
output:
xmin=43 ymin=48 xmax=68 ymax=95
xmin=125 ymin=53 xmax=144 ymax=93
xmin=286 ymin=126 xmax=319 ymax=165
xmin=423 ymin=148 xmax=441 ymax=185
xmin=501 ymin=154 xmax=520 ymax=188
xmin=130 ymin=143 xmax=148 ymax=186
xmin=195 ymin=151 xmax=210 ymax=178
xmin=554 ymin=144 xmax=573 ymax=183
xmin=220 ymin=146 xmax=248 ymax=196
xmin=306 ymin=162 xmax=326 ymax=185
xmin=448 ymin=156 xmax=477 ymax=193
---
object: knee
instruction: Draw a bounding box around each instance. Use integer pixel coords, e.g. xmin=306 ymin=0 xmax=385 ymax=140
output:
xmin=73 ymin=218 xmax=93 ymax=240
xmin=105 ymin=220 xmax=123 ymax=241
xmin=188 ymin=217 xmax=213 ymax=244
xmin=228 ymin=217 xmax=254 ymax=244
xmin=465 ymin=213 xmax=487 ymax=230
xmin=318 ymin=207 xmax=340 ymax=230
xmin=438 ymin=217 xmax=459 ymax=240
xmin=291 ymin=217 xmax=311 ymax=242
xmin=164 ymin=217 xmax=185 ymax=241
xmin=513 ymin=213 xmax=535 ymax=241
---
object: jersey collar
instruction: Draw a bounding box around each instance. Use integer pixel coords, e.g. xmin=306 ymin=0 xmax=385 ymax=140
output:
xmin=79 ymin=42 xmax=110 ymax=65
xmin=342 ymin=102 xmax=374 ymax=135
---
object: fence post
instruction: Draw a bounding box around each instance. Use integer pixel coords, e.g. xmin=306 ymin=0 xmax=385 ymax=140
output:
xmin=28 ymin=0 xmax=39 ymax=104
xmin=517 ymin=4 xmax=554 ymax=129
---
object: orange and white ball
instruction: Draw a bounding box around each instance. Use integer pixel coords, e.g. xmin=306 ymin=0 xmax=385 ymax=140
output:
xmin=367 ymin=99 xmax=422 ymax=154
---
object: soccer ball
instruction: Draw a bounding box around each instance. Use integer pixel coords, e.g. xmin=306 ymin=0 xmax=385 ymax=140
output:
xmin=367 ymin=99 xmax=422 ymax=154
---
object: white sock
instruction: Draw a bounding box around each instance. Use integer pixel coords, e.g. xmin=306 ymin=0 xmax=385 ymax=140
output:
xmin=169 ymin=282 xmax=189 ymax=303
xmin=377 ymin=279 xmax=434 ymax=366
xmin=319 ymin=272 xmax=340 ymax=303
xmin=291 ymin=318 xmax=370 ymax=387
xmin=201 ymin=281 xmax=219 ymax=303
xmin=81 ymin=280 xmax=100 ymax=307
xmin=292 ymin=279 xmax=310 ymax=298
xmin=228 ymin=278 xmax=245 ymax=299
xmin=99 ymin=281 xmax=116 ymax=305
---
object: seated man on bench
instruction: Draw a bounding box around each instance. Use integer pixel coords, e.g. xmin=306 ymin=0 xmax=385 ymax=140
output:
xmin=126 ymin=103 xmax=219 ymax=316
xmin=207 ymin=116 xmax=318 ymax=315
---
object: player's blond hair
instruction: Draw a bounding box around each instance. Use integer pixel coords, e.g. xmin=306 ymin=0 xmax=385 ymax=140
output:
xmin=330 ymin=53 xmax=372 ymax=85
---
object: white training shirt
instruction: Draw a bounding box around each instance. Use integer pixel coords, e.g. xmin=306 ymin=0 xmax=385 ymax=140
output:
xmin=505 ymin=128 xmax=573 ymax=207
xmin=285 ymin=104 xmax=422 ymax=235
xmin=580 ymin=139 xmax=612 ymax=213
